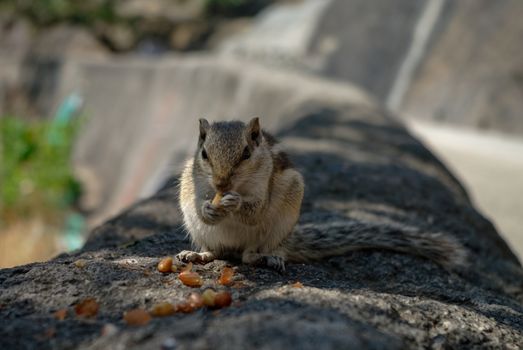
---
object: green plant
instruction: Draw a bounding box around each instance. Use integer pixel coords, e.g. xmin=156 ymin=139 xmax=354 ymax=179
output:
xmin=0 ymin=116 xmax=82 ymax=225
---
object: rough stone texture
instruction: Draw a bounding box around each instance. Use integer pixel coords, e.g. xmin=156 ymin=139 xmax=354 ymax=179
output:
xmin=0 ymin=17 xmax=34 ymax=115
xmin=401 ymin=0 xmax=523 ymax=135
xmin=4 ymin=0 xmax=522 ymax=134
xmin=218 ymin=0 xmax=332 ymax=70
xmin=0 ymin=23 xmax=108 ymax=118
xmin=219 ymin=0 xmax=523 ymax=136
xmin=114 ymin=0 xmax=206 ymax=23
xmin=218 ymin=0 xmax=428 ymax=101
xmin=24 ymin=25 xmax=109 ymax=117
xmin=308 ymin=0 xmax=427 ymax=100
xmin=1 ymin=88 xmax=523 ymax=348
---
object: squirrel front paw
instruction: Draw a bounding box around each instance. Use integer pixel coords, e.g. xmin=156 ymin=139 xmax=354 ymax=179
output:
xmin=201 ymin=200 xmax=227 ymax=225
xmin=220 ymin=191 xmax=242 ymax=212
xmin=176 ymin=250 xmax=215 ymax=264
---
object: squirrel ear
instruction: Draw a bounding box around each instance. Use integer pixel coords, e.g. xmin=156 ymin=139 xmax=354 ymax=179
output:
xmin=247 ymin=117 xmax=261 ymax=146
xmin=199 ymin=118 xmax=210 ymax=142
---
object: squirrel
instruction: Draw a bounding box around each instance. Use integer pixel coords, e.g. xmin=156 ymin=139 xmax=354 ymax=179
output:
xmin=177 ymin=118 xmax=467 ymax=272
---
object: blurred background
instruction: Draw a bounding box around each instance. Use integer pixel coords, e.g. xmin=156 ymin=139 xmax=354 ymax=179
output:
xmin=0 ymin=0 xmax=521 ymax=268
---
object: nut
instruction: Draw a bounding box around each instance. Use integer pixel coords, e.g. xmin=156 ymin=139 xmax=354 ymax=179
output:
xmin=157 ymin=257 xmax=173 ymax=273
xmin=212 ymin=192 xmax=223 ymax=206
xmin=123 ymin=309 xmax=151 ymax=326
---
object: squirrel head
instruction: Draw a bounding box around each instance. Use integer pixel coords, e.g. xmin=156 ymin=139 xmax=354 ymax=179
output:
xmin=196 ymin=117 xmax=265 ymax=193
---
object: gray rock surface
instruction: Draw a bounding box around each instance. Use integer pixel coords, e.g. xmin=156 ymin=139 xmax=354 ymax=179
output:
xmin=0 ymin=23 xmax=108 ymax=118
xmin=0 ymin=17 xmax=33 ymax=115
xmin=219 ymin=0 xmax=523 ymax=136
xmin=114 ymin=0 xmax=205 ymax=23
xmin=218 ymin=0 xmax=429 ymax=101
xmin=218 ymin=0 xmax=332 ymax=69
xmin=401 ymin=0 xmax=523 ymax=135
xmin=308 ymin=0 xmax=428 ymax=100
xmin=1 ymin=85 xmax=522 ymax=348
xmin=23 ymin=25 xmax=108 ymax=117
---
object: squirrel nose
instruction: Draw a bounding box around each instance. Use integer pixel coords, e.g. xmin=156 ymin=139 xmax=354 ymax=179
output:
xmin=213 ymin=177 xmax=230 ymax=192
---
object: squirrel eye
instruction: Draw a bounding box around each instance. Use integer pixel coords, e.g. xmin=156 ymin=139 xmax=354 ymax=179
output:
xmin=201 ymin=149 xmax=208 ymax=160
xmin=241 ymin=146 xmax=250 ymax=160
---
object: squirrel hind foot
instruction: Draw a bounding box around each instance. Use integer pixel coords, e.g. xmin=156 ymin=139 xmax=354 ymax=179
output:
xmin=263 ymin=255 xmax=286 ymax=274
xmin=245 ymin=254 xmax=286 ymax=274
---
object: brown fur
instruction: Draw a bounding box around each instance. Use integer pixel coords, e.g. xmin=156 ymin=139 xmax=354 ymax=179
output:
xmin=178 ymin=118 xmax=467 ymax=272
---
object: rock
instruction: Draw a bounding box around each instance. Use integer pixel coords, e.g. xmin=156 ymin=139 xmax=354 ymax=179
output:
xmin=220 ymin=0 xmax=523 ymax=136
xmin=0 ymin=24 xmax=108 ymax=118
xmin=27 ymin=25 xmax=107 ymax=117
xmin=95 ymin=23 xmax=136 ymax=51
xmin=169 ymin=21 xmax=209 ymax=51
xmin=0 ymin=59 xmax=522 ymax=349
xmin=0 ymin=16 xmax=33 ymax=64
xmin=0 ymin=17 xmax=34 ymax=115
xmin=218 ymin=0 xmax=333 ymax=70
xmin=219 ymin=0 xmax=428 ymax=98
xmin=308 ymin=0 xmax=428 ymax=100
xmin=401 ymin=0 xmax=523 ymax=135
xmin=30 ymin=25 xmax=107 ymax=60
xmin=115 ymin=0 xmax=205 ymax=23
xmin=206 ymin=18 xmax=252 ymax=50
xmin=112 ymin=0 xmax=211 ymax=53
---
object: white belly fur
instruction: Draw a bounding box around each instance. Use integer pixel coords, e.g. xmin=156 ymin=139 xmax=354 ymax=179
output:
xmin=179 ymin=158 xmax=302 ymax=257
xmin=181 ymin=197 xmax=295 ymax=254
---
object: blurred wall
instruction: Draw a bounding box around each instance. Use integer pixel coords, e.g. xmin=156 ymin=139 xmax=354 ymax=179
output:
xmin=221 ymin=0 xmax=523 ymax=136
xmin=401 ymin=0 xmax=523 ymax=135
xmin=69 ymin=56 xmax=371 ymax=225
xmin=1 ymin=0 xmax=521 ymax=251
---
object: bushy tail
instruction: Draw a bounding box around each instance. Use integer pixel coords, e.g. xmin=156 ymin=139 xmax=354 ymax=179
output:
xmin=281 ymin=220 xmax=468 ymax=269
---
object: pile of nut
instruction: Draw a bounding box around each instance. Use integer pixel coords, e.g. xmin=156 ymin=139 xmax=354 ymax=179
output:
xmin=151 ymin=257 xmax=235 ymax=319
xmin=54 ymin=258 xmax=237 ymax=327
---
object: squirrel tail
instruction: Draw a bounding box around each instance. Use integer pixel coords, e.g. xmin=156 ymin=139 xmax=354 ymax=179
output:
xmin=281 ymin=220 xmax=468 ymax=269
